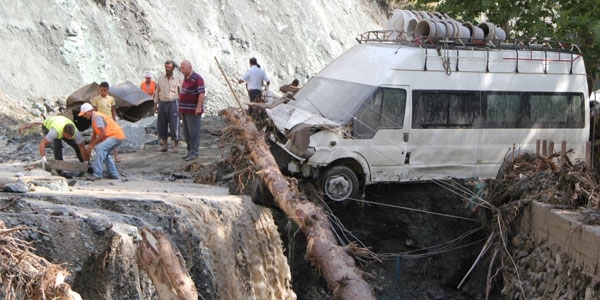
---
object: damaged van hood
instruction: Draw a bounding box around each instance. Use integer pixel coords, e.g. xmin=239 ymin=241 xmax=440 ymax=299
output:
xmin=266 ymin=103 xmax=342 ymax=132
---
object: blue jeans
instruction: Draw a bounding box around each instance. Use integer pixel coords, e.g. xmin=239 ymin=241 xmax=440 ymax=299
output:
xmin=93 ymin=137 xmax=122 ymax=179
xmin=181 ymin=113 xmax=201 ymax=156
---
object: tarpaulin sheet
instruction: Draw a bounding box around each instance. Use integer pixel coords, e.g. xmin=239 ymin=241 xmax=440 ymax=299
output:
xmin=66 ymin=81 xmax=154 ymax=124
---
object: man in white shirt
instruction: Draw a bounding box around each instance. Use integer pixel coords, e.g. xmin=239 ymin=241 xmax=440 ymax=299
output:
xmin=239 ymin=57 xmax=270 ymax=114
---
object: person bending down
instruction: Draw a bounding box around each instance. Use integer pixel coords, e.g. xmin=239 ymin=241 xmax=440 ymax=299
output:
xmin=78 ymin=103 xmax=125 ymax=180
xmin=19 ymin=115 xmax=89 ymax=167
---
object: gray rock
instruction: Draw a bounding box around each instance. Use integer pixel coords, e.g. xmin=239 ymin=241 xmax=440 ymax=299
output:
xmin=144 ymin=135 xmax=160 ymax=146
xmin=3 ymin=179 xmax=30 ymax=193
xmin=85 ymin=215 xmax=114 ymax=234
xmin=136 ymin=115 xmax=157 ymax=130
xmin=118 ymin=120 xmax=146 ymax=150
xmin=31 ymin=178 xmax=69 ymax=191
xmin=516 ymin=250 xmax=529 ymax=259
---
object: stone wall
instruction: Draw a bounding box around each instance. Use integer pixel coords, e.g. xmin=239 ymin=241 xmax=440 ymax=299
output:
xmin=502 ymin=202 xmax=600 ymax=299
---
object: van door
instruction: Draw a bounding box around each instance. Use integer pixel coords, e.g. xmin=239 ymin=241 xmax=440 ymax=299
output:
xmin=351 ymin=86 xmax=410 ymax=182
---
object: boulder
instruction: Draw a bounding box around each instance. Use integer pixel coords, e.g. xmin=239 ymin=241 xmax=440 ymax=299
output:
xmin=118 ymin=120 xmax=145 ymax=150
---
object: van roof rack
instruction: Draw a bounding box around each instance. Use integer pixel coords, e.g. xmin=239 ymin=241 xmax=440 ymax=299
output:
xmin=356 ymin=30 xmax=582 ymax=54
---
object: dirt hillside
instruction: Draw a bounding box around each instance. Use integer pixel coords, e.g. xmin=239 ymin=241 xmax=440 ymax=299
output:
xmin=0 ymin=0 xmax=386 ymax=120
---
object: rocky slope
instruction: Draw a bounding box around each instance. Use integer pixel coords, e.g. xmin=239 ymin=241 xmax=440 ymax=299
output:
xmin=0 ymin=0 xmax=386 ymax=120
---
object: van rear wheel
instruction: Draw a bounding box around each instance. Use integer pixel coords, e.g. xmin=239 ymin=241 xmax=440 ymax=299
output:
xmin=319 ymin=166 xmax=359 ymax=201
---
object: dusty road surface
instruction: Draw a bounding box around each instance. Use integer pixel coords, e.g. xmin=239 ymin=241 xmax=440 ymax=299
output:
xmin=0 ymin=115 xmax=304 ymax=300
xmin=1 ymin=115 xmax=227 ymax=190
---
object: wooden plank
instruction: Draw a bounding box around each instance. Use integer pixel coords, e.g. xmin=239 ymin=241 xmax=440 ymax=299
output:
xmin=542 ymin=140 xmax=547 ymax=156
xmin=586 ymin=141 xmax=592 ymax=166
xmin=561 ymin=140 xmax=566 ymax=164
xmin=47 ymin=160 xmax=89 ymax=173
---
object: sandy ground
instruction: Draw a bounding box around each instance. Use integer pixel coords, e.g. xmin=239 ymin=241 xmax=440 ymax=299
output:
xmin=0 ymin=115 xmax=229 ymax=196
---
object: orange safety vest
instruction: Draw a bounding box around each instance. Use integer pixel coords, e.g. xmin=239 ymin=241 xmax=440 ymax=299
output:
xmin=92 ymin=112 xmax=126 ymax=140
xmin=140 ymin=81 xmax=156 ymax=95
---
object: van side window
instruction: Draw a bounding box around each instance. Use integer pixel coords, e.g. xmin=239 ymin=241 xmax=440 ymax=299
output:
xmin=528 ymin=93 xmax=584 ymax=128
xmin=484 ymin=92 xmax=522 ymax=127
xmin=412 ymin=91 xmax=478 ymax=128
xmin=354 ymin=87 xmax=406 ymax=138
xmin=413 ymin=90 xmax=585 ymax=129
xmin=483 ymin=92 xmax=584 ymax=128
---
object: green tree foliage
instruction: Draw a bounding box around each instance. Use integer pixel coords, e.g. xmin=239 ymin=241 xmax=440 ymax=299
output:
xmin=400 ymin=0 xmax=600 ymax=92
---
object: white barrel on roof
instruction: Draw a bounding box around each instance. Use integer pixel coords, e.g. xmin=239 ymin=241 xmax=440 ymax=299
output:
xmin=386 ymin=9 xmax=418 ymax=34
xmin=385 ymin=10 xmax=508 ymax=45
xmin=463 ymin=22 xmax=484 ymax=44
xmin=478 ymin=22 xmax=496 ymax=40
xmin=405 ymin=11 xmax=418 ymax=33
xmin=415 ymin=19 xmax=437 ymax=37
xmin=478 ymin=22 xmax=506 ymax=42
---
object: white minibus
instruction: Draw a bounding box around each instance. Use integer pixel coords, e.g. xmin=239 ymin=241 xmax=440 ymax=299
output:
xmin=267 ymin=29 xmax=589 ymax=201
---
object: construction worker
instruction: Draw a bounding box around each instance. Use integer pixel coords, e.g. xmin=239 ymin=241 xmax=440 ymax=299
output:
xmin=18 ymin=115 xmax=89 ymax=168
xmin=78 ymin=103 xmax=125 ymax=180
xmin=141 ymin=72 xmax=156 ymax=96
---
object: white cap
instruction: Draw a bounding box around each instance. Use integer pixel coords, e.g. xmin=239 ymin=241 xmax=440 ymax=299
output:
xmin=144 ymin=72 xmax=152 ymax=78
xmin=78 ymin=103 xmax=94 ymax=116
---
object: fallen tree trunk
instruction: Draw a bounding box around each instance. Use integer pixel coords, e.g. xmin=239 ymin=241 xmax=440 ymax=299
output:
xmin=220 ymin=107 xmax=375 ymax=300
xmin=137 ymin=227 xmax=199 ymax=300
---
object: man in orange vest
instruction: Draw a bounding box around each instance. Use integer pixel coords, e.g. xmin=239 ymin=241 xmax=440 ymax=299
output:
xmin=79 ymin=103 xmax=126 ymax=180
xmin=140 ymin=72 xmax=156 ymax=96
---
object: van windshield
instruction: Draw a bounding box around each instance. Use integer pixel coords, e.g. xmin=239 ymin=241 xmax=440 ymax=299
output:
xmin=292 ymin=77 xmax=377 ymax=124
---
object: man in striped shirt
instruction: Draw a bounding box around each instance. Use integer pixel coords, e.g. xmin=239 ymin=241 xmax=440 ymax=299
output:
xmin=154 ymin=60 xmax=182 ymax=153
xmin=179 ymin=60 xmax=205 ymax=161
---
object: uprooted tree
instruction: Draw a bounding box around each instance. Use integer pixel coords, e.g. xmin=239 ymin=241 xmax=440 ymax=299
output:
xmin=0 ymin=219 xmax=83 ymax=300
xmin=460 ymin=152 xmax=600 ymax=299
xmin=137 ymin=227 xmax=199 ymax=300
xmin=219 ymin=107 xmax=376 ymax=300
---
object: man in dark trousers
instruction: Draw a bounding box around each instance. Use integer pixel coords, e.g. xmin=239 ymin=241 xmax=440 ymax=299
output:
xmin=239 ymin=57 xmax=270 ymax=114
xmin=179 ymin=60 xmax=206 ymax=161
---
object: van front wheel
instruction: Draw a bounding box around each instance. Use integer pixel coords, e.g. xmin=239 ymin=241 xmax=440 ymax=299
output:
xmin=319 ymin=166 xmax=359 ymax=201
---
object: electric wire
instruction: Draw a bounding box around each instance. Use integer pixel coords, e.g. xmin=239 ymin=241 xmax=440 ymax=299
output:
xmin=431 ymin=178 xmax=496 ymax=211
xmin=379 ymin=232 xmax=488 ymax=260
xmin=349 ymin=198 xmax=479 ymax=222
xmin=313 ymin=190 xmax=485 ymax=262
